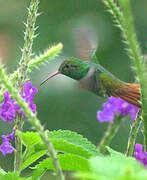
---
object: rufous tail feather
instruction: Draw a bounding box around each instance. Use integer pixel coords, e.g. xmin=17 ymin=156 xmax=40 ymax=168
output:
xmin=115 ymin=83 xmax=141 ymax=108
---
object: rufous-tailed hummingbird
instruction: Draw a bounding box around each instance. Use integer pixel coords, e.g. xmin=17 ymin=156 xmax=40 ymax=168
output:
xmin=40 ymin=52 xmax=141 ymax=108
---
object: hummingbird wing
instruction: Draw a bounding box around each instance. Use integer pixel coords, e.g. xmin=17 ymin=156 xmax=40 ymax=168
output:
xmin=114 ymin=83 xmax=141 ymax=108
xmin=72 ymin=26 xmax=98 ymax=91
xmin=72 ymin=26 xmax=98 ymax=62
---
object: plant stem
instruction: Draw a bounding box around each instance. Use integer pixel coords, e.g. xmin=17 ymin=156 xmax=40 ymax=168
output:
xmin=126 ymin=110 xmax=142 ymax=156
xmin=14 ymin=0 xmax=40 ymax=172
xmin=28 ymin=43 xmax=63 ymax=69
xmin=16 ymin=0 xmax=40 ymax=88
xmin=14 ymin=115 xmax=23 ymax=171
xmin=98 ymin=115 xmax=124 ymax=154
xmin=102 ymin=0 xmax=147 ymax=151
xmin=0 ymin=64 xmax=65 ymax=180
xmin=119 ymin=0 xmax=147 ymax=151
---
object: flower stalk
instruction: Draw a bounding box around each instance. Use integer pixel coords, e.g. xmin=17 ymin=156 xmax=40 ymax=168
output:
xmin=119 ymin=0 xmax=147 ymax=151
xmin=102 ymin=0 xmax=147 ymax=150
xmin=16 ymin=0 xmax=40 ymax=88
xmin=98 ymin=115 xmax=124 ymax=154
xmin=14 ymin=0 xmax=40 ymax=172
xmin=14 ymin=116 xmax=22 ymax=171
xmin=28 ymin=43 xmax=63 ymax=69
xmin=126 ymin=110 xmax=142 ymax=157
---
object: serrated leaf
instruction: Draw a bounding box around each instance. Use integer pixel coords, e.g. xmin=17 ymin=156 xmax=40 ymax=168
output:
xmin=34 ymin=153 xmax=90 ymax=172
xmin=49 ymin=130 xmax=99 ymax=157
xmin=21 ymin=150 xmax=47 ymax=171
xmin=35 ymin=138 xmax=97 ymax=158
xmin=16 ymin=130 xmax=41 ymax=148
xmin=51 ymin=138 xmax=94 ymax=158
xmin=49 ymin=130 xmax=98 ymax=155
xmin=18 ymin=130 xmax=99 ymax=159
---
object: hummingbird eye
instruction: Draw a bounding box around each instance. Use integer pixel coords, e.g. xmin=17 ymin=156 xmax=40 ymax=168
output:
xmin=65 ymin=64 xmax=71 ymax=68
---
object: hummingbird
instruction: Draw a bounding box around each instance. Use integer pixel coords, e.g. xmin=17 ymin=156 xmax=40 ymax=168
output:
xmin=40 ymin=53 xmax=141 ymax=108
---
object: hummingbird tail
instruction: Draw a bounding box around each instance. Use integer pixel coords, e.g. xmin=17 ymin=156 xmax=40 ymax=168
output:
xmin=115 ymin=83 xmax=141 ymax=108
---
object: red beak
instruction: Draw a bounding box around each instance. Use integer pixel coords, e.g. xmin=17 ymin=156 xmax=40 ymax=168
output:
xmin=40 ymin=71 xmax=61 ymax=86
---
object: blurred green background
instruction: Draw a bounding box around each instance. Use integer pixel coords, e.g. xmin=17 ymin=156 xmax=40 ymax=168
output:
xmin=0 ymin=0 xmax=146 ymax=174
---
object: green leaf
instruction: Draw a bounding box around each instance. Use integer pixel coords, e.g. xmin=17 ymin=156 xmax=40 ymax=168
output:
xmin=16 ymin=130 xmax=41 ymax=148
xmin=19 ymin=130 xmax=99 ymax=158
xmin=74 ymin=172 xmax=104 ymax=180
xmin=21 ymin=150 xmax=47 ymax=171
xmin=23 ymin=147 xmax=36 ymax=160
xmin=0 ymin=167 xmax=6 ymax=175
xmin=49 ymin=130 xmax=99 ymax=157
xmin=74 ymin=171 xmax=147 ymax=180
xmin=0 ymin=172 xmax=19 ymax=180
xmin=31 ymin=169 xmax=46 ymax=180
xmin=18 ymin=129 xmax=99 ymax=170
xmin=34 ymin=153 xmax=90 ymax=172
xmin=37 ymin=138 xmax=97 ymax=158
xmin=89 ymin=156 xmax=147 ymax=178
xmin=106 ymin=146 xmax=125 ymax=157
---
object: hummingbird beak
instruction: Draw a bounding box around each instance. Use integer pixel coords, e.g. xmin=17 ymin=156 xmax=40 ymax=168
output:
xmin=40 ymin=71 xmax=61 ymax=86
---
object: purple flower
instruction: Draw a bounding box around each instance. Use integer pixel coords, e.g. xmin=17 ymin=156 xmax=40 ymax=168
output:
xmin=20 ymin=81 xmax=38 ymax=114
xmin=134 ymin=144 xmax=147 ymax=167
xmin=0 ymin=91 xmax=21 ymax=123
xmin=0 ymin=128 xmax=16 ymax=156
xmin=0 ymin=81 xmax=38 ymax=123
xmin=23 ymin=81 xmax=38 ymax=100
xmin=97 ymin=101 xmax=114 ymax=123
xmin=97 ymin=97 xmax=139 ymax=123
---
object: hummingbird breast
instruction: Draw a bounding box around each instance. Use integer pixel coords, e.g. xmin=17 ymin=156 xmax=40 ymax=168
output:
xmin=79 ymin=68 xmax=108 ymax=97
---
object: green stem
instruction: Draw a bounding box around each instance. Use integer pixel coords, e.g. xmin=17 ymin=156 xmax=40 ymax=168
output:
xmin=22 ymin=148 xmax=30 ymax=162
xmin=103 ymin=0 xmax=147 ymax=151
xmin=14 ymin=0 xmax=40 ymax=172
xmin=28 ymin=43 xmax=63 ymax=69
xmin=119 ymin=0 xmax=147 ymax=151
xmin=0 ymin=64 xmax=65 ymax=180
xmin=126 ymin=110 xmax=142 ymax=156
xmin=14 ymin=114 xmax=24 ymax=171
xmin=98 ymin=115 xmax=124 ymax=154
xmin=16 ymin=0 xmax=40 ymax=88
xmin=14 ymin=136 xmax=22 ymax=171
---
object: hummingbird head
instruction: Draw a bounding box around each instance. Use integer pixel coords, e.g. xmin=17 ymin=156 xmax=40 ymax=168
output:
xmin=59 ymin=58 xmax=89 ymax=80
xmin=40 ymin=58 xmax=89 ymax=86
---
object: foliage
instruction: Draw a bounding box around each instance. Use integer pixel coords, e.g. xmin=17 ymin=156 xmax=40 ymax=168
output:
xmin=0 ymin=0 xmax=146 ymax=180
xmin=74 ymin=156 xmax=147 ymax=180
xmin=15 ymin=130 xmax=98 ymax=171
